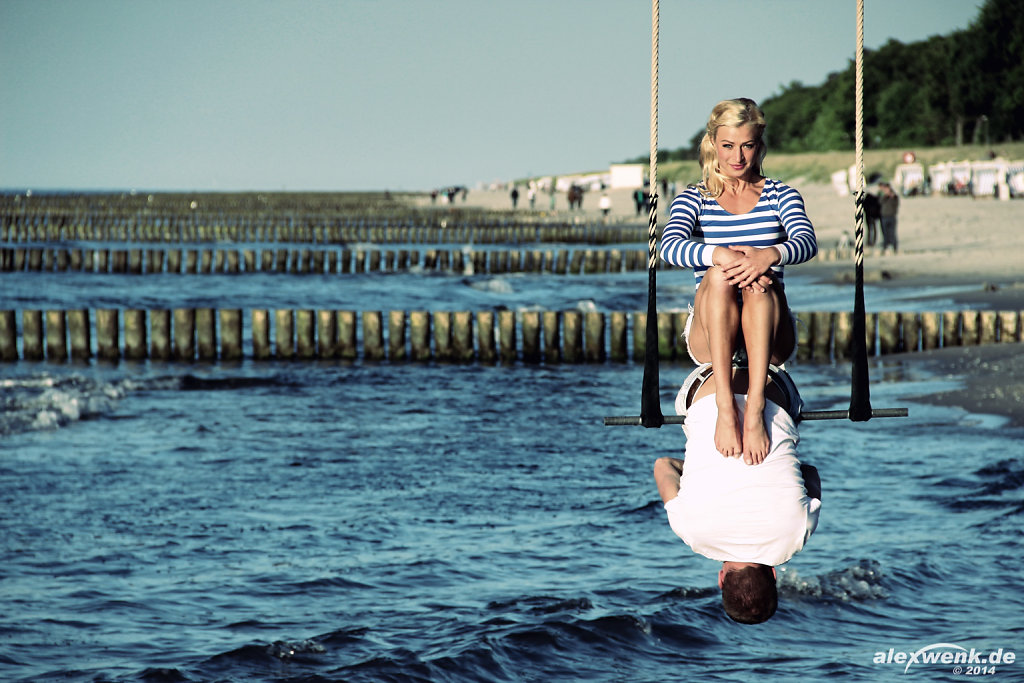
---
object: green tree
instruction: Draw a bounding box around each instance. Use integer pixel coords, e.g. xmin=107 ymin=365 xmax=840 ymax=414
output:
xmin=623 ymin=0 xmax=1020 ymax=160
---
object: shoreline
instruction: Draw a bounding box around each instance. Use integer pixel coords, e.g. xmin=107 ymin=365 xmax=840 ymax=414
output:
xmin=887 ymin=343 xmax=1024 ymax=428
xmin=797 ymin=259 xmax=1024 ymax=311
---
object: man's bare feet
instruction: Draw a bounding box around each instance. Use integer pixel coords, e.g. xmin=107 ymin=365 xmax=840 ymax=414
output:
xmin=715 ymin=398 xmax=744 ymax=458
xmin=742 ymin=398 xmax=771 ymax=465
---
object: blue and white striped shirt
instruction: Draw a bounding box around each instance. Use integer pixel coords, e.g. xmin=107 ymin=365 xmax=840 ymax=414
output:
xmin=660 ymin=178 xmax=817 ymax=288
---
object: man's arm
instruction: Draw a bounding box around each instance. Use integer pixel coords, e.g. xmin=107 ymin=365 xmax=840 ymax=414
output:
xmin=654 ymin=457 xmax=685 ymax=504
xmin=800 ymin=464 xmax=821 ymax=501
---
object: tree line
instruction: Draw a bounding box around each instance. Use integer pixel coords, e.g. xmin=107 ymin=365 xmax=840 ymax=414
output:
xmin=636 ymin=0 xmax=1022 ymax=162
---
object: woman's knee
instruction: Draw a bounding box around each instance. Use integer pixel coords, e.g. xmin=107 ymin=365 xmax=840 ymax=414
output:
xmin=740 ymin=284 xmax=781 ymax=313
xmin=701 ymin=266 xmax=732 ymax=290
xmin=697 ymin=268 xmax=739 ymax=308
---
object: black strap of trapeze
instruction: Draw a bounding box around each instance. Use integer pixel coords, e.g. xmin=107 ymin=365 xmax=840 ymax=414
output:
xmin=849 ymin=190 xmax=872 ymax=421
xmin=640 ymin=192 xmax=664 ymax=428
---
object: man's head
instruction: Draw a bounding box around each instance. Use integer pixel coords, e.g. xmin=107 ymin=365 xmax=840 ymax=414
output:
xmin=718 ymin=562 xmax=778 ymax=624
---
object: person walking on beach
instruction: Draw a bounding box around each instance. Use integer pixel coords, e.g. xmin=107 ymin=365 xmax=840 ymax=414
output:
xmin=510 ymin=186 xmax=520 ymax=209
xmin=633 ymin=188 xmax=647 ymax=215
xmin=660 ymin=98 xmax=817 ymax=464
xmin=878 ymin=182 xmax=899 ymax=253
xmin=864 ymin=191 xmax=880 ymax=246
xmin=654 ymin=363 xmax=821 ymax=625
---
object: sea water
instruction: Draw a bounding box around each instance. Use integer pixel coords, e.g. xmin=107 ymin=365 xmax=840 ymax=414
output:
xmin=0 ymin=243 xmax=989 ymax=315
xmin=2 ymin=258 xmax=1022 ymax=682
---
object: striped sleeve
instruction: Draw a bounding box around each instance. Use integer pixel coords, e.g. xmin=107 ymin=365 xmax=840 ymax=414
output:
xmin=660 ymin=187 xmax=715 ymax=268
xmin=771 ymin=183 xmax=818 ymax=266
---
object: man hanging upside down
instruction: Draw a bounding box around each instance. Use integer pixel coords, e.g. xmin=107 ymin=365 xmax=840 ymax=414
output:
xmin=653 ymin=363 xmax=821 ymax=624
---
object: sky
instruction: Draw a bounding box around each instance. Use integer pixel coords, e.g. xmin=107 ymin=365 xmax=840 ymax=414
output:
xmin=0 ymin=0 xmax=984 ymax=193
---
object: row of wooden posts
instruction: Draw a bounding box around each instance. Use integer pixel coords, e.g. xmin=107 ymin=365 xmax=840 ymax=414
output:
xmin=0 ymin=220 xmax=641 ymax=246
xmin=1 ymin=308 xmax=1020 ymax=364
xmin=0 ymin=245 xmax=858 ymax=276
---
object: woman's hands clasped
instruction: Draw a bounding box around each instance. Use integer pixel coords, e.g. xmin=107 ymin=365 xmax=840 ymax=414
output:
xmin=717 ymin=245 xmax=779 ymax=292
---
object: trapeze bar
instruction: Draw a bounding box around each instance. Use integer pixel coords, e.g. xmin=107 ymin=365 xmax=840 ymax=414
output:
xmin=794 ymin=409 xmax=909 ymax=419
xmin=603 ymin=407 xmax=908 ymax=426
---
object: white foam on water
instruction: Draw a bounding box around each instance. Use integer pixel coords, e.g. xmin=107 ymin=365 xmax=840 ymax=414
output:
xmin=463 ymin=277 xmax=514 ymax=294
xmin=778 ymin=559 xmax=887 ymax=601
xmin=1 ymin=374 xmax=127 ymax=436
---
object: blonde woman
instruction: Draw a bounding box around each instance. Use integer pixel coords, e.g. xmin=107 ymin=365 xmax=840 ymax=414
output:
xmin=660 ymin=98 xmax=817 ymax=465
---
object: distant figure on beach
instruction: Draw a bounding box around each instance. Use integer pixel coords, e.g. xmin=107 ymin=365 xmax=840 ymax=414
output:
xmin=528 ymin=186 xmax=536 ymax=209
xmin=633 ymin=188 xmax=647 ymax=215
xmin=836 ymin=230 xmax=851 ymax=251
xmin=660 ymin=98 xmax=817 ymax=463
xmin=567 ymin=185 xmax=584 ymax=211
xmin=878 ymin=182 xmax=899 ymax=253
xmin=863 ymin=191 xmax=880 ymax=246
xmin=599 ymin=192 xmax=612 ymax=217
xmin=510 ymin=186 xmax=520 ymax=209
xmin=654 ymin=363 xmax=821 ymax=624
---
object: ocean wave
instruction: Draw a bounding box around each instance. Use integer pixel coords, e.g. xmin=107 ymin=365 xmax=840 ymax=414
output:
xmin=486 ymin=595 xmax=594 ymax=615
xmin=281 ymin=575 xmax=376 ymax=595
xmin=134 ymin=667 xmax=192 ymax=682
xmin=178 ymin=374 xmax=297 ymax=391
xmin=204 ymin=638 xmax=327 ymax=668
xmin=286 ymin=609 xmax=713 ymax=683
xmin=0 ymin=372 xmax=297 ymax=436
xmin=975 ymin=459 xmax=1024 ymax=496
xmin=620 ymin=498 xmax=665 ymax=519
xmin=197 ymin=630 xmax=377 ymax=682
xmin=778 ymin=559 xmax=887 ymax=601
xmin=0 ymin=374 xmax=126 ymax=436
xmin=657 ymin=585 xmax=720 ymax=601
xmin=935 ymin=458 xmax=1024 ymax=514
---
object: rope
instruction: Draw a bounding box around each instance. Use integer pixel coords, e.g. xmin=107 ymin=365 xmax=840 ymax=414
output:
xmin=848 ymin=0 xmax=872 ymax=421
xmin=640 ymin=0 xmax=664 ymax=428
xmin=648 ymin=0 xmax=659 ymax=204
xmin=638 ymin=0 xmax=663 ymax=428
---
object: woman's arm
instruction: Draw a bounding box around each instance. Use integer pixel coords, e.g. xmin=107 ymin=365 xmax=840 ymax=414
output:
xmin=660 ymin=189 xmax=716 ymax=269
xmin=773 ymin=185 xmax=818 ymax=266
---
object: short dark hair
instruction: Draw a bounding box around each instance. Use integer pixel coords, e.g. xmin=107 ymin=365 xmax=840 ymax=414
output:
xmin=721 ymin=565 xmax=778 ymax=624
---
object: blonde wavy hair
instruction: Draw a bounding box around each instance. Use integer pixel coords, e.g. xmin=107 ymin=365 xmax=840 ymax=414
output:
xmin=697 ymin=98 xmax=767 ymax=198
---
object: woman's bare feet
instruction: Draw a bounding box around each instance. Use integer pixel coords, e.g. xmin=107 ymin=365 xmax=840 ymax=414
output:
xmin=715 ymin=398 xmax=744 ymax=458
xmin=742 ymin=397 xmax=771 ymax=465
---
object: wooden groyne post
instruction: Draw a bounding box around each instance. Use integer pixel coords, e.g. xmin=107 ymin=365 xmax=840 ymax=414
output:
xmin=0 ymin=307 xmax=1020 ymax=364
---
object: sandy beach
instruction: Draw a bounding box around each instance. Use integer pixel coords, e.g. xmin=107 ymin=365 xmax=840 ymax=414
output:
xmin=444 ymin=180 xmax=1024 ymax=426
